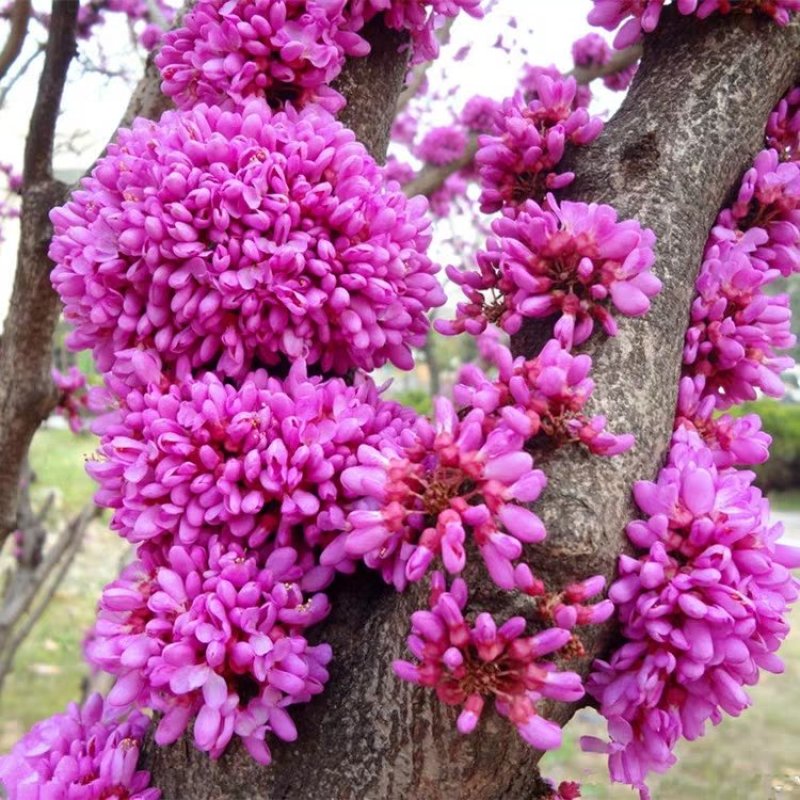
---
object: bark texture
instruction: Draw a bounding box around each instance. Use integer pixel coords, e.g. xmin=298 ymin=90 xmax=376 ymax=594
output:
xmin=145 ymin=11 xmax=800 ymax=800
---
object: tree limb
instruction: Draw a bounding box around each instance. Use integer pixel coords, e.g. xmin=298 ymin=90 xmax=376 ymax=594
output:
xmin=0 ymin=0 xmax=31 ymax=85
xmin=0 ymin=0 xmax=79 ymax=547
xmin=146 ymin=12 xmax=800 ymax=800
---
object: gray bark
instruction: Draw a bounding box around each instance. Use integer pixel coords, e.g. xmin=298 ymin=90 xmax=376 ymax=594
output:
xmin=144 ymin=11 xmax=800 ymax=800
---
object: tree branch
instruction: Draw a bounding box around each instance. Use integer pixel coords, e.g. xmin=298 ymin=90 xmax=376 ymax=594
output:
xmin=395 ymin=17 xmax=456 ymax=113
xmin=401 ymin=43 xmax=643 ymax=199
xmin=513 ymin=6 xmax=800 ymax=741
xmin=0 ymin=0 xmax=79 ymax=547
xmin=147 ymin=13 xmax=800 ymax=800
xmin=0 ymin=0 xmax=31 ymax=85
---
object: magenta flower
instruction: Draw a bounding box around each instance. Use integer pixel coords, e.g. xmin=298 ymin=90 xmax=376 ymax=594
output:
xmin=682 ymin=239 xmax=795 ymax=406
xmin=50 ymin=101 xmax=444 ymax=387
xmin=583 ymin=430 xmax=800 ymax=797
xmin=438 ymin=195 xmax=659 ymax=347
xmin=717 ymin=148 xmax=800 ymax=277
xmin=674 ymin=375 xmax=771 ymax=467
xmin=455 ymin=338 xmax=635 ymax=456
xmin=88 ymin=362 xmax=416 ymax=572
xmin=416 ymin=125 xmax=469 ymax=166
xmin=87 ymin=541 xmax=332 ymax=764
xmin=334 ymin=397 xmax=547 ymax=591
xmin=767 ymin=87 xmax=800 ymax=159
xmin=476 ymin=78 xmax=603 ymax=214
xmin=52 ymin=365 xmax=90 ymax=433
xmin=461 ymin=95 xmax=501 ymax=133
xmin=588 ymin=0 xmax=799 ymax=50
xmin=0 ymin=693 xmax=159 ymax=800
xmin=156 ymin=0 xmax=369 ymax=113
xmin=394 ymin=572 xmax=584 ymax=750
xmin=346 ymin=0 xmax=484 ymax=64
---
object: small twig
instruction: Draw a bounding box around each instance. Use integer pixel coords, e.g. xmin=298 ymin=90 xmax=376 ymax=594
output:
xmin=0 ymin=0 xmax=31 ymax=84
xmin=0 ymin=41 xmax=43 ymax=109
xmin=0 ymin=506 xmax=94 ymax=695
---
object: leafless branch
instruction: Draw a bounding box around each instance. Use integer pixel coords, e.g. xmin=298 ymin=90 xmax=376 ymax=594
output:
xmin=0 ymin=503 xmax=96 ymax=694
xmin=0 ymin=41 xmax=44 ymax=109
xmin=0 ymin=0 xmax=32 ymax=84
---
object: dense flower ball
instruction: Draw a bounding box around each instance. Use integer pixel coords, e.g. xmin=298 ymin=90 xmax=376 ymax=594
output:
xmin=88 ymin=362 xmax=416 ymax=578
xmin=0 ymin=693 xmax=159 ymax=800
xmin=156 ymin=0 xmax=369 ymax=112
xmin=455 ymin=339 xmax=635 ymax=456
xmin=394 ymin=572 xmax=584 ymax=750
xmin=438 ymin=196 xmax=659 ymax=347
xmin=571 ymin=32 xmax=637 ymax=91
xmin=87 ymin=541 xmax=332 ymax=764
xmin=50 ymin=101 xmax=444 ymax=387
xmin=476 ymin=77 xmax=603 ymax=214
xmin=582 ymin=431 xmax=800 ymax=798
xmin=333 ymin=397 xmax=548 ymax=590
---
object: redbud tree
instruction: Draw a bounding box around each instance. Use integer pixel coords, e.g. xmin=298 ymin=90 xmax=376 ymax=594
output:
xmin=0 ymin=1 xmax=799 ymax=799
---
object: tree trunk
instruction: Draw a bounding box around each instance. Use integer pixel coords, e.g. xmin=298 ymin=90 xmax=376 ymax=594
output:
xmin=140 ymin=11 xmax=800 ymax=800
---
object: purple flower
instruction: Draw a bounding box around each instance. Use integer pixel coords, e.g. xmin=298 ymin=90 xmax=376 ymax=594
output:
xmin=0 ymin=693 xmax=159 ymax=800
xmin=461 ymin=95 xmax=501 ymax=133
xmin=87 ymin=541 xmax=332 ymax=764
xmin=156 ymin=0 xmax=369 ymax=113
xmin=584 ymin=431 xmax=800 ymax=797
xmin=50 ymin=101 xmax=444 ymax=387
xmin=394 ymin=572 xmax=583 ymax=750
xmin=416 ymin=125 xmax=469 ymax=166
xmin=88 ymin=361 xmax=416 ymax=570
xmin=682 ymin=239 xmax=795 ymax=406
xmin=438 ymin=195 xmax=659 ymax=346
xmin=335 ymin=397 xmax=547 ymax=591
xmin=476 ymin=79 xmax=603 ymax=214
xmin=454 ymin=338 xmax=635 ymax=456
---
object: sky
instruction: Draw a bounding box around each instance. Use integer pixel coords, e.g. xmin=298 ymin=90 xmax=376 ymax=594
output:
xmin=0 ymin=0 xmax=598 ymax=325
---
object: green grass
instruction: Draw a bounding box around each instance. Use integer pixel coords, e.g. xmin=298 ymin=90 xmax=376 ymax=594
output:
xmin=772 ymin=489 xmax=800 ymax=512
xmin=28 ymin=426 xmax=99 ymax=518
xmin=0 ymin=425 xmax=126 ymax=751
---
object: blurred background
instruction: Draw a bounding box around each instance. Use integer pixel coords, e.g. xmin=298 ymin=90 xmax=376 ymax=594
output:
xmin=0 ymin=1 xmax=799 ymax=799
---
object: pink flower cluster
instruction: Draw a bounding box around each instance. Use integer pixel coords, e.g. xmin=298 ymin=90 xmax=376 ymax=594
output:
xmin=50 ymin=101 xmax=443 ymax=386
xmin=88 ymin=362 xmax=414 ymax=575
xmin=0 ymin=694 xmax=159 ymax=799
xmin=583 ymin=431 xmax=800 ymax=798
xmin=156 ymin=0 xmax=369 ymax=113
xmin=87 ymin=542 xmax=332 ymax=764
xmin=589 ymin=0 xmax=800 ymax=49
xmin=416 ymin=125 xmax=469 ymax=166
xmin=454 ymin=338 xmax=635 ymax=456
xmin=476 ymin=75 xmax=604 ymax=213
xmin=571 ymin=32 xmax=637 ymax=91
xmin=393 ymin=572 xmax=584 ymax=751
xmin=52 ymin=366 xmax=90 ymax=433
xmin=157 ymin=0 xmax=483 ymax=113
xmin=438 ymin=195 xmax=659 ymax=347
xmin=584 ymin=85 xmax=800 ymax=799
xmin=338 ymin=396 xmax=548 ymax=590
